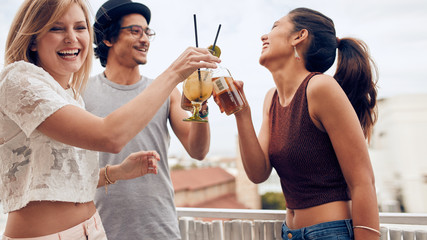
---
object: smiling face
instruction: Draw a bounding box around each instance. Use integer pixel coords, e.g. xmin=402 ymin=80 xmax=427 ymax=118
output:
xmin=259 ymin=15 xmax=296 ymax=69
xmin=31 ymin=3 xmax=89 ymax=86
xmin=106 ymin=13 xmax=150 ymax=68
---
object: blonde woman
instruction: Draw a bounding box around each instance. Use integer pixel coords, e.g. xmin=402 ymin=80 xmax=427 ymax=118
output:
xmin=0 ymin=0 xmax=219 ymax=239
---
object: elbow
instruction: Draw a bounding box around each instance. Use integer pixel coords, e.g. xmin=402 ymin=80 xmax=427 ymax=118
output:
xmin=246 ymin=169 xmax=268 ymax=184
xmin=98 ymin=134 xmax=126 ymax=154
xmin=188 ymin=150 xmax=208 ymax=161
xmin=108 ymin=144 xmax=123 ymax=154
xmin=250 ymin=176 xmax=266 ymax=184
xmin=187 ymin=144 xmax=209 ymax=161
xmin=103 ymin=140 xmax=124 ymax=154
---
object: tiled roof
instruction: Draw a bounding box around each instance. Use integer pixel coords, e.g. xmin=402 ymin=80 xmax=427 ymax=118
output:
xmin=191 ymin=193 xmax=249 ymax=209
xmin=171 ymin=167 xmax=235 ymax=192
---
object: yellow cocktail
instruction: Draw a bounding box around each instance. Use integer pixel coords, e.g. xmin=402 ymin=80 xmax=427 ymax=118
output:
xmin=182 ymin=69 xmax=213 ymax=122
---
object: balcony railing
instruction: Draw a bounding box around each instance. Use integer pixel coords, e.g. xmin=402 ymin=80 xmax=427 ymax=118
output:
xmin=176 ymin=207 xmax=427 ymax=240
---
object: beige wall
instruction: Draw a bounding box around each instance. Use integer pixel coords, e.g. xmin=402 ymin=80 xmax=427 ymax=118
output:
xmin=370 ymin=94 xmax=427 ymax=212
xmin=175 ymin=181 xmax=236 ymax=207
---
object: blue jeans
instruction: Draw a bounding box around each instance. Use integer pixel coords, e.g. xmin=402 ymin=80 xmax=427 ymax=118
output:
xmin=282 ymin=219 xmax=353 ymax=240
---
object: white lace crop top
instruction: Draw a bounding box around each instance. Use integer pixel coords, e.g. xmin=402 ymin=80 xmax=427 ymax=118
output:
xmin=0 ymin=61 xmax=99 ymax=213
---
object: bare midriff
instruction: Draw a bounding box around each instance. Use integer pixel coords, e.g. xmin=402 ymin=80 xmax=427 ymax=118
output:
xmin=4 ymin=201 xmax=96 ymax=238
xmin=285 ymin=201 xmax=352 ymax=229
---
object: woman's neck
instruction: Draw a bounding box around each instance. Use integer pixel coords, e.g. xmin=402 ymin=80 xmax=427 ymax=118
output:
xmin=270 ymin=62 xmax=310 ymax=107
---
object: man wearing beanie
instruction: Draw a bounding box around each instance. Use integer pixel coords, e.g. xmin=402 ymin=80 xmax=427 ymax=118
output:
xmin=84 ymin=1 xmax=212 ymax=239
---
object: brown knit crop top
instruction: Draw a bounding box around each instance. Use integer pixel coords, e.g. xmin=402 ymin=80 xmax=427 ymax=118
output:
xmin=268 ymin=72 xmax=350 ymax=209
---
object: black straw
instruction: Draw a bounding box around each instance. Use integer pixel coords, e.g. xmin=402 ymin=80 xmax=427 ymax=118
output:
xmin=193 ymin=14 xmax=199 ymax=47
xmin=193 ymin=14 xmax=202 ymax=96
xmin=212 ymin=24 xmax=221 ymax=50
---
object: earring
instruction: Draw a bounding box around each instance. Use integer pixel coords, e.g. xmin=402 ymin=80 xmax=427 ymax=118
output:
xmin=294 ymin=46 xmax=301 ymax=61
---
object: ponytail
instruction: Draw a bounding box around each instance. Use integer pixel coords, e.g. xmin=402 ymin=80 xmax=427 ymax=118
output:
xmin=334 ymin=38 xmax=378 ymax=142
xmin=289 ymin=8 xmax=378 ymax=142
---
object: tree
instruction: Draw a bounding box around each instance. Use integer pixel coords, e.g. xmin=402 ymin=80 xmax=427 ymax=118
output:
xmin=261 ymin=192 xmax=286 ymax=210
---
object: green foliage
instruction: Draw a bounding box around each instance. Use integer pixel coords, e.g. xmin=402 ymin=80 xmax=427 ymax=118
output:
xmin=171 ymin=164 xmax=185 ymax=171
xmin=261 ymin=192 xmax=286 ymax=210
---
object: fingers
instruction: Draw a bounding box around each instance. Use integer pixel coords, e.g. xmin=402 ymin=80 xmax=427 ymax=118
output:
xmin=146 ymin=151 xmax=159 ymax=174
xmin=170 ymin=47 xmax=221 ymax=83
xmin=187 ymin=48 xmax=220 ymax=68
xmin=147 ymin=155 xmax=158 ymax=174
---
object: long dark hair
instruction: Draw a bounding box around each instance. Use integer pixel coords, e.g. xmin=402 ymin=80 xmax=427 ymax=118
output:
xmin=289 ymin=7 xmax=378 ymax=142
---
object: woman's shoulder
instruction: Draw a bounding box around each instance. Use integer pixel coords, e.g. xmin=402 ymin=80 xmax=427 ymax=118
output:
xmin=1 ymin=61 xmax=51 ymax=83
xmin=307 ymin=73 xmax=342 ymax=97
xmin=262 ymin=87 xmax=277 ymax=115
xmin=264 ymin=87 xmax=277 ymax=104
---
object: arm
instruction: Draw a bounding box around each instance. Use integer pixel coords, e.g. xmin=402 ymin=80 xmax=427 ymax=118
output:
xmin=97 ymin=150 xmax=160 ymax=188
xmin=169 ymin=87 xmax=210 ymax=160
xmin=307 ymin=75 xmax=379 ymax=240
xmin=233 ymin=84 xmax=274 ymax=183
xmin=37 ymin=47 xmax=220 ymax=153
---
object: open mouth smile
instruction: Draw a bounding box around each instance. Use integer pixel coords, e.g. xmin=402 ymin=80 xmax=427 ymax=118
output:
xmin=57 ymin=49 xmax=80 ymax=58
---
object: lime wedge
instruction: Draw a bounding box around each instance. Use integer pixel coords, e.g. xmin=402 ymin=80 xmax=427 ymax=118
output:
xmin=207 ymin=45 xmax=221 ymax=58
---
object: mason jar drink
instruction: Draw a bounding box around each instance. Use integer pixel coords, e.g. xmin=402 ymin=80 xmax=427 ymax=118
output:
xmin=212 ymin=65 xmax=247 ymax=115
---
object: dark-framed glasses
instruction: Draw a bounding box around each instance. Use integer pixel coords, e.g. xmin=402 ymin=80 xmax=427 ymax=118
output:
xmin=120 ymin=25 xmax=156 ymax=41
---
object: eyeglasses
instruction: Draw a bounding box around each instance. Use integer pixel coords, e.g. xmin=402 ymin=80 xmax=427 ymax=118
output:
xmin=120 ymin=25 xmax=156 ymax=41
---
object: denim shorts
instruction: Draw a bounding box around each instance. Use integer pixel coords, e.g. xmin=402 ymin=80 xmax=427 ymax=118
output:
xmin=282 ymin=219 xmax=353 ymax=240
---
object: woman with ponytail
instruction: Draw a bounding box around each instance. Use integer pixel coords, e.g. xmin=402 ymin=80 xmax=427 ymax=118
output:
xmin=223 ymin=7 xmax=379 ymax=240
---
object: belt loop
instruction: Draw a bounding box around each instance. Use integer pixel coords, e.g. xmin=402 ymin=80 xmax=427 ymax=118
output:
xmin=301 ymin=227 xmax=306 ymax=240
xmin=345 ymin=219 xmax=354 ymax=239
xmin=94 ymin=213 xmax=99 ymax=231
xmin=83 ymin=220 xmax=88 ymax=236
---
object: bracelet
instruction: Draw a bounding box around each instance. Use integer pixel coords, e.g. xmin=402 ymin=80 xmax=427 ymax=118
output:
xmin=199 ymin=105 xmax=209 ymax=118
xmin=104 ymin=165 xmax=116 ymax=194
xmin=353 ymin=225 xmax=381 ymax=237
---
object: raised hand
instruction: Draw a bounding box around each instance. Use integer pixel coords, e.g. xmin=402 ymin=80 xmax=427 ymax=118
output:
xmin=167 ymin=47 xmax=220 ymax=82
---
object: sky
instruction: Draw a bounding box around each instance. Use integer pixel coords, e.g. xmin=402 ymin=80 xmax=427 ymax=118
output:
xmin=1 ymin=0 xmax=426 ymax=158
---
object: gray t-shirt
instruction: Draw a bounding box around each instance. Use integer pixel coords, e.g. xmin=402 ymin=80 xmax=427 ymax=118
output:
xmin=83 ymin=73 xmax=180 ymax=240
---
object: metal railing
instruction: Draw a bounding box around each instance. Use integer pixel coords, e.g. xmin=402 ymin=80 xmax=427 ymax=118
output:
xmin=177 ymin=207 xmax=427 ymax=240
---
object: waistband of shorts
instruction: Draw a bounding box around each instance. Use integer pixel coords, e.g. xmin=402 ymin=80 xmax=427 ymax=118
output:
xmin=3 ymin=211 xmax=102 ymax=240
xmin=283 ymin=219 xmax=353 ymax=236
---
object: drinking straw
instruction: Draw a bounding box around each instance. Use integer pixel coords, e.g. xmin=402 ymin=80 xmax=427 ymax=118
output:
xmin=193 ymin=14 xmax=199 ymax=47
xmin=193 ymin=14 xmax=203 ymax=98
xmin=211 ymin=24 xmax=222 ymax=51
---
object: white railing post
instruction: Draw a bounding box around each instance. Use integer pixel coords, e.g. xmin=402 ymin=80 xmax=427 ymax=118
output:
xmin=231 ymin=220 xmax=243 ymax=240
xmin=254 ymin=220 xmax=264 ymax=240
xmin=188 ymin=219 xmax=196 ymax=240
xmin=195 ymin=220 xmax=204 ymax=240
xmin=212 ymin=220 xmax=224 ymax=240
xmin=242 ymin=220 xmax=253 ymax=240
xmin=224 ymin=221 xmax=232 ymax=240
xmin=264 ymin=221 xmax=275 ymax=240
xmin=403 ymin=230 xmax=415 ymax=240
xmin=274 ymin=220 xmax=283 ymax=240
xmin=390 ymin=229 xmax=402 ymax=240
xmin=203 ymin=222 xmax=211 ymax=240
xmin=179 ymin=217 xmax=190 ymax=240
xmin=416 ymin=230 xmax=427 ymax=240
xmin=380 ymin=226 xmax=389 ymax=240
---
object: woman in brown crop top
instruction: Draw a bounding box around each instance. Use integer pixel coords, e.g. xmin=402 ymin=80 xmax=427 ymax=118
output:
xmin=228 ymin=8 xmax=380 ymax=240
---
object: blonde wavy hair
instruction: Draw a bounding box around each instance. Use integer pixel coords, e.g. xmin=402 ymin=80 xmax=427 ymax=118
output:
xmin=4 ymin=0 xmax=93 ymax=99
